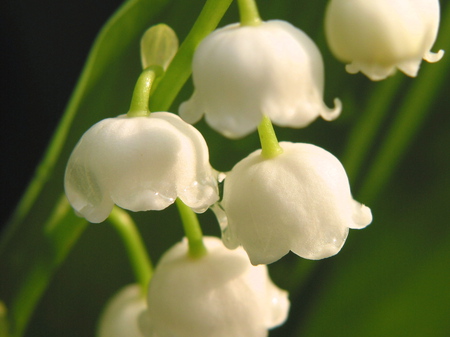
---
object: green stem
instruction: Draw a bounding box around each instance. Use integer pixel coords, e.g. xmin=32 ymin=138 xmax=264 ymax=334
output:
xmin=175 ymin=199 xmax=207 ymax=259
xmin=108 ymin=207 xmax=153 ymax=294
xmin=127 ymin=66 xmax=161 ymax=117
xmin=257 ymin=116 xmax=283 ymax=159
xmin=358 ymin=3 xmax=450 ymax=204
xmin=149 ymin=0 xmax=233 ymax=111
xmin=237 ymin=0 xmax=262 ymax=26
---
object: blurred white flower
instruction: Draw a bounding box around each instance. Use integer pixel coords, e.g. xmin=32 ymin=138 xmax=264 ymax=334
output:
xmin=217 ymin=142 xmax=372 ymax=265
xmin=139 ymin=236 xmax=289 ymax=337
xmin=97 ymin=284 xmax=146 ymax=337
xmin=325 ymin=0 xmax=444 ymax=81
xmin=64 ymin=112 xmax=218 ymax=223
xmin=180 ymin=20 xmax=341 ymax=139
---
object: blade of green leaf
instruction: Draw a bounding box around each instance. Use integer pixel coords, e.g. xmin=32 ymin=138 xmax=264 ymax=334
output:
xmin=341 ymin=73 xmax=404 ymax=184
xmin=0 ymin=0 xmax=173 ymax=252
xmin=6 ymin=195 xmax=88 ymax=337
xmin=0 ymin=0 xmax=172 ymax=335
xmin=0 ymin=0 xmax=236 ymax=335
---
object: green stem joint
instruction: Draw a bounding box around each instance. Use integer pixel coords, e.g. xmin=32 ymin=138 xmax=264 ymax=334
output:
xmin=176 ymin=199 xmax=208 ymax=259
xmin=237 ymin=0 xmax=262 ymax=26
xmin=258 ymin=116 xmax=283 ymax=159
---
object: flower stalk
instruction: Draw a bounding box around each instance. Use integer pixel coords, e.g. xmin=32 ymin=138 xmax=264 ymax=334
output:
xmin=175 ymin=199 xmax=207 ymax=258
xmin=127 ymin=66 xmax=162 ymax=117
xmin=237 ymin=0 xmax=262 ymax=26
xmin=257 ymin=116 xmax=283 ymax=159
xmin=108 ymin=207 xmax=153 ymax=294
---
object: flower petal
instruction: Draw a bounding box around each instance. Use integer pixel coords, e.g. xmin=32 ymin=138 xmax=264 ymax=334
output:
xmin=325 ymin=0 xmax=444 ymax=80
xmin=180 ymin=20 xmax=340 ymax=138
xmin=97 ymin=284 xmax=146 ymax=337
xmin=65 ymin=112 xmax=218 ymax=222
xmin=140 ymin=237 xmax=290 ymax=337
xmin=220 ymin=142 xmax=372 ymax=264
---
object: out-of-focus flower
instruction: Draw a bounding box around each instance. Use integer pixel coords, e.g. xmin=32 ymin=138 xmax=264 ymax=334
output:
xmin=64 ymin=112 xmax=218 ymax=223
xmin=97 ymin=284 xmax=146 ymax=337
xmin=217 ymin=142 xmax=372 ymax=265
xmin=180 ymin=20 xmax=341 ymax=139
xmin=325 ymin=0 xmax=444 ymax=81
xmin=139 ymin=236 xmax=289 ymax=337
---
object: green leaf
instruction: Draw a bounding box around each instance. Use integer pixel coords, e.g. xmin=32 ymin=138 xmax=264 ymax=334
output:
xmin=0 ymin=0 xmax=234 ymax=335
xmin=0 ymin=0 xmax=172 ymax=335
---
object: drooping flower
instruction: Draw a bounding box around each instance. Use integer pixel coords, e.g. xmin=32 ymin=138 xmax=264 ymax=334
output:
xmin=216 ymin=142 xmax=372 ymax=265
xmin=97 ymin=284 xmax=146 ymax=337
xmin=180 ymin=20 xmax=341 ymax=139
xmin=64 ymin=112 xmax=218 ymax=223
xmin=139 ymin=236 xmax=290 ymax=337
xmin=324 ymin=0 xmax=444 ymax=81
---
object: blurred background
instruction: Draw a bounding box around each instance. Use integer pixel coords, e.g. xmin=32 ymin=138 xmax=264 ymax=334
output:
xmin=1 ymin=0 xmax=450 ymax=336
xmin=1 ymin=0 xmax=123 ymax=225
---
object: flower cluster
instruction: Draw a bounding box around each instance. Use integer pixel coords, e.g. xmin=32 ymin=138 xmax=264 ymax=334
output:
xmin=63 ymin=0 xmax=443 ymax=335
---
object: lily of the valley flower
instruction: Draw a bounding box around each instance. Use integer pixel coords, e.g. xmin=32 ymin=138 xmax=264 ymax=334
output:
xmin=217 ymin=142 xmax=372 ymax=265
xmin=180 ymin=20 xmax=341 ymax=139
xmin=325 ymin=0 xmax=444 ymax=81
xmin=97 ymin=284 xmax=146 ymax=337
xmin=64 ymin=112 xmax=218 ymax=223
xmin=139 ymin=236 xmax=290 ymax=337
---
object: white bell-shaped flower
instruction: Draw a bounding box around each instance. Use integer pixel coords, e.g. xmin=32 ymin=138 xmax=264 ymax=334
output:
xmin=180 ymin=20 xmax=341 ymax=139
xmin=217 ymin=142 xmax=372 ymax=265
xmin=139 ymin=236 xmax=289 ymax=337
xmin=65 ymin=112 xmax=219 ymax=223
xmin=325 ymin=0 xmax=444 ymax=81
xmin=97 ymin=284 xmax=146 ymax=337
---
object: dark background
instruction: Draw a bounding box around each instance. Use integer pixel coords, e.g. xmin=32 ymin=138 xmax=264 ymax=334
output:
xmin=1 ymin=0 xmax=123 ymax=226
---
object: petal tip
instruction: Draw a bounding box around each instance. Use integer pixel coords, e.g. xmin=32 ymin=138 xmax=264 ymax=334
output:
xmin=424 ymin=49 xmax=445 ymax=63
xmin=351 ymin=202 xmax=373 ymax=229
xmin=320 ymin=97 xmax=342 ymax=121
xmin=178 ymin=96 xmax=203 ymax=125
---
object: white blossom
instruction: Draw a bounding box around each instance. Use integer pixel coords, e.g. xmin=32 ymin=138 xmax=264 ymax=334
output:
xmin=64 ymin=112 xmax=218 ymax=223
xmin=139 ymin=236 xmax=290 ymax=337
xmin=325 ymin=0 xmax=444 ymax=81
xmin=97 ymin=284 xmax=146 ymax=337
xmin=180 ymin=20 xmax=341 ymax=139
xmin=217 ymin=142 xmax=372 ymax=265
